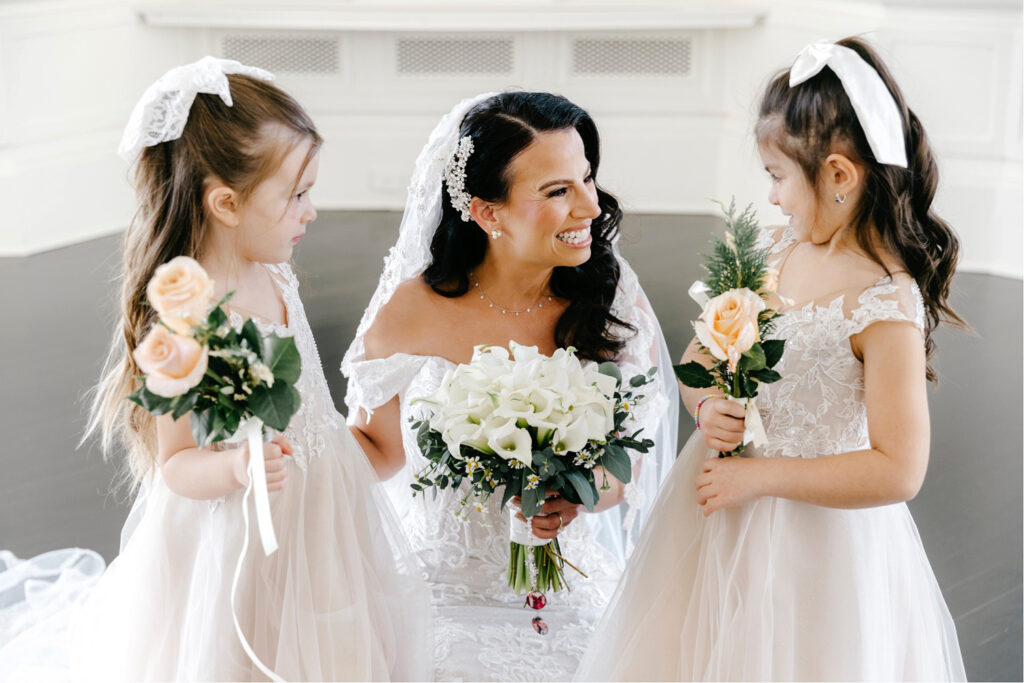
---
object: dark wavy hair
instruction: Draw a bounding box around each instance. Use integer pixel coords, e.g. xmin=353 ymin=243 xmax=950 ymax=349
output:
xmin=423 ymin=91 xmax=633 ymax=362
xmin=756 ymin=37 xmax=967 ymax=381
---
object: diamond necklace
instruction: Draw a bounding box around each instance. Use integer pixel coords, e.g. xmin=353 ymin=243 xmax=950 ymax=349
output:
xmin=470 ymin=272 xmax=553 ymax=317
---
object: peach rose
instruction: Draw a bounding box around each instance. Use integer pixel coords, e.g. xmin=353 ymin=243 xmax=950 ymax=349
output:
xmin=147 ymin=256 xmax=214 ymax=334
xmin=694 ymin=288 xmax=766 ymax=372
xmin=133 ymin=325 xmax=209 ymax=398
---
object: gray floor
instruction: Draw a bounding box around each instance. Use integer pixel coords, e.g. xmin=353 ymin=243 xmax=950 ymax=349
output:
xmin=1 ymin=211 xmax=1020 ymax=680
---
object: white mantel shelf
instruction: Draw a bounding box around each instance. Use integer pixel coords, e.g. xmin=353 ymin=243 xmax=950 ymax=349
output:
xmin=138 ymin=2 xmax=767 ymax=32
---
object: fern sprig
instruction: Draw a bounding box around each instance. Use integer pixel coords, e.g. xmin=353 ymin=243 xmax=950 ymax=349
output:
xmin=703 ymin=199 xmax=770 ymax=297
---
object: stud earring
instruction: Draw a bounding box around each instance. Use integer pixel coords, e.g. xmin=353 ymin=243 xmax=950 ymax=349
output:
xmin=491 ymin=229 xmax=503 ymax=239
xmin=834 ymin=193 xmax=847 ymax=204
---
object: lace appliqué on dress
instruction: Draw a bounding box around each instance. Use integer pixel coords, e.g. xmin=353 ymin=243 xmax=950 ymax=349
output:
xmin=224 ymin=263 xmax=341 ymax=474
xmin=758 ymin=274 xmax=925 ymax=461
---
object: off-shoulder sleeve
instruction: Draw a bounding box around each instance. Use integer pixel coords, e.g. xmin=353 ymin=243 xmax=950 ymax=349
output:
xmin=343 ymin=353 xmax=430 ymax=424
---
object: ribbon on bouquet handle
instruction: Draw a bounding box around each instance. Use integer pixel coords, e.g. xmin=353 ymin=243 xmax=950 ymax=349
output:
xmin=725 ymin=395 xmax=768 ymax=449
xmin=509 ymin=508 xmax=549 ymax=547
xmin=227 ymin=417 xmax=278 ymax=555
xmin=226 ymin=417 xmax=283 ymax=682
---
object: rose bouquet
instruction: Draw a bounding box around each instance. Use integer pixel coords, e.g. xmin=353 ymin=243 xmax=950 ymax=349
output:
xmin=129 ymin=256 xmax=301 ymax=553
xmin=410 ymin=342 xmax=655 ymax=599
xmin=674 ymin=200 xmax=786 ymax=455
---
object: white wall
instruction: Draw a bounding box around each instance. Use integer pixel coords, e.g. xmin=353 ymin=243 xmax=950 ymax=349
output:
xmin=1 ymin=0 xmax=1020 ymax=278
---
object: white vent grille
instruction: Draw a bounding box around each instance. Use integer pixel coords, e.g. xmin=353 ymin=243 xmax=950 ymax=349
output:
xmin=396 ymin=38 xmax=514 ymax=74
xmin=572 ymin=38 xmax=692 ymax=76
xmin=222 ymin=36 xmax=339 ymax=74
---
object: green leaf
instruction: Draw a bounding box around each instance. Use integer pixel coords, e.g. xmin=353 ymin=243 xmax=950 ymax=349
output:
xmin=673 ymin=362 xmax=715 ymax=389
xmin=128 ymin=386 xmax=175 ymax=415
xmin=532 ymin=448 xmax=564 ymax=479
xmin=597 ymin=361 xmax=622 ymax=385
xmin=249 ymin=381 xmax=300 ymax=431
xmin=739 ymin=343 xmax=766 ymax=372
xmin=750 ymin=368 xmax=782 ymax=384
xmin=761 ymin=339 xmax=785 ymax=368
xmin=500 ymin=483 xmax=517 ymax=511
xmin=190 ymin=409 xmax=218 ymax=447
xmin=521 ymin=485 xmax=544 ymax=518
xmin=171 ymin=391 xmax=199 ymax=421
xmin=563 ymin=470 xmax=597 ymax=511
xmin=207 ymin=304 xmax=228 ymax=329
xmin=600 ymin=443 xmax=633 ymax=484
xmin=239 ymin=319 xmax=262 ymax=358
xmin=742 ymin=373 xmax=758 ymax=397
xmin=262 ymin=335 xmax=301 ymax=385
xmin=629 ymin=374 xmax=648 ymax=388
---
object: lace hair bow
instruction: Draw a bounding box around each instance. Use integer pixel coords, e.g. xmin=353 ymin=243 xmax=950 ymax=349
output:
xmin=789 ymin=40 xmax=908 ymax=168
xmin=118 ymin=56 xmax=275 ymax=162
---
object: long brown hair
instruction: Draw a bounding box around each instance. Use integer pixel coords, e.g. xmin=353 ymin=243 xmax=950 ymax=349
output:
xmin=756 ymin=36 xmax=966 ymax=381
xmin=85 ymin=74 xmax=321 ymax=487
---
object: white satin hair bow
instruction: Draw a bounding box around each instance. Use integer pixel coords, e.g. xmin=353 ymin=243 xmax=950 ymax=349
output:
xmin=118 ymin=56 xmax=274 ymax=162
xmin=789 ymin=40 xmax=908 ymax=168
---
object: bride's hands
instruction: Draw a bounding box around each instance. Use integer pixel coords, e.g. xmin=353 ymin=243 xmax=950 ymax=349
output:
xmin=510 ymin=491 xmax=581 ymax=540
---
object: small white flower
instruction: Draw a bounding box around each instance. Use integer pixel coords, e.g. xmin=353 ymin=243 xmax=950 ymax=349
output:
xmin=525 ymin=474 xmax=540 ymax=490
xmin=249 ymin=361 xmax=275 ymax=388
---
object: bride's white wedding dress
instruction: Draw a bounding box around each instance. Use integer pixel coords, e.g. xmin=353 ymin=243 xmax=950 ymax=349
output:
xmin=343 ymin=262 xmax=675 ymax=682
xmin=576 ymin=228 xmax=966 ymax=681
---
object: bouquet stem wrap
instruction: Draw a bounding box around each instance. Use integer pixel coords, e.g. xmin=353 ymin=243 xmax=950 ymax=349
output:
xmin=725 ymin=396 xmax=768 ymax=449
xmin=508 ymin=509 xmax=548 ymax=547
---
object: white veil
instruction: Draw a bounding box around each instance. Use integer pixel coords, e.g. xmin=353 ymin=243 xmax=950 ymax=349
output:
xmin=341 ymin=92 xmax=679 ymax=559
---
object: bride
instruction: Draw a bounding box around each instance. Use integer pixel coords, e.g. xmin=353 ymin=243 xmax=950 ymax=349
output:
xmin=341 ymin=91 xmax=679 ymax=681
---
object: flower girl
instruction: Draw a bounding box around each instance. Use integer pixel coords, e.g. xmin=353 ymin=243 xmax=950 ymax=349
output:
xmin=1 ymin=58 xmax=429 ymax=681
xmin=577 ymin=37 xmax=966 ymax=681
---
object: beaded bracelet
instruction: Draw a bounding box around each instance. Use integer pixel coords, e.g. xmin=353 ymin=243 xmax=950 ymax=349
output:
xmin=694 ymin=394 xmax=719 ymax=431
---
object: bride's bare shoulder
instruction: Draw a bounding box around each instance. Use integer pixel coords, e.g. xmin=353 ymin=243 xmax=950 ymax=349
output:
xmin=364 ymin=278 xmax=446 ymax=360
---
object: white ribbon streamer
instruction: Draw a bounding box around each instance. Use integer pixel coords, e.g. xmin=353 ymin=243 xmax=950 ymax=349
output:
xmin=230 ymin=473 xmax=285 ymax=682
xmin=725 ymin=395 xmax=768 ymax=449
xmin=688 ymin=280 xmax=711 ymax=309
xmin=228 ymin=417 xmax=278 ymax=556
xmin=789 ymin=40 xmax=908 ymax=168
xmin=509 ymin=507 xmax=549 ymax=547
xmin=226 ymin=417 xmax=283 ymax=681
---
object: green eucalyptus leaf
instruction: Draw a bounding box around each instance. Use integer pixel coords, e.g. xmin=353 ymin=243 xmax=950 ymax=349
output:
xmin=563 ymin=470 xmax=597 ymax=511
xmin=599 ymin=443 xmax=633 ymax=484
xmin=521 ymin=485 xmax=544 ymax=518
xmin=597 ymin=361 xmax=622 ymax=385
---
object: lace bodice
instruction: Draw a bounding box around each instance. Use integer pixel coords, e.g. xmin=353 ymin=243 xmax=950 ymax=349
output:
xmin=758 ymin=229 xmax=926 ymax=460
xmin=227 ymin=263 xmax=342 ymax=472
xmin=348 ymin=352 xmax=627 ymax=680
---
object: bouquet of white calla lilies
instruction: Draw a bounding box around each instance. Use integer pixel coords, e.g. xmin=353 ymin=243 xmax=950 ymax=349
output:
xmin=411 ymin=341 xmax=655 ymax=596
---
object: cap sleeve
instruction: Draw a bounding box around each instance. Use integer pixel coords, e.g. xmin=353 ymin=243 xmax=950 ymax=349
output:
xmin=849 ymin=273 xmax=926 ymax=337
